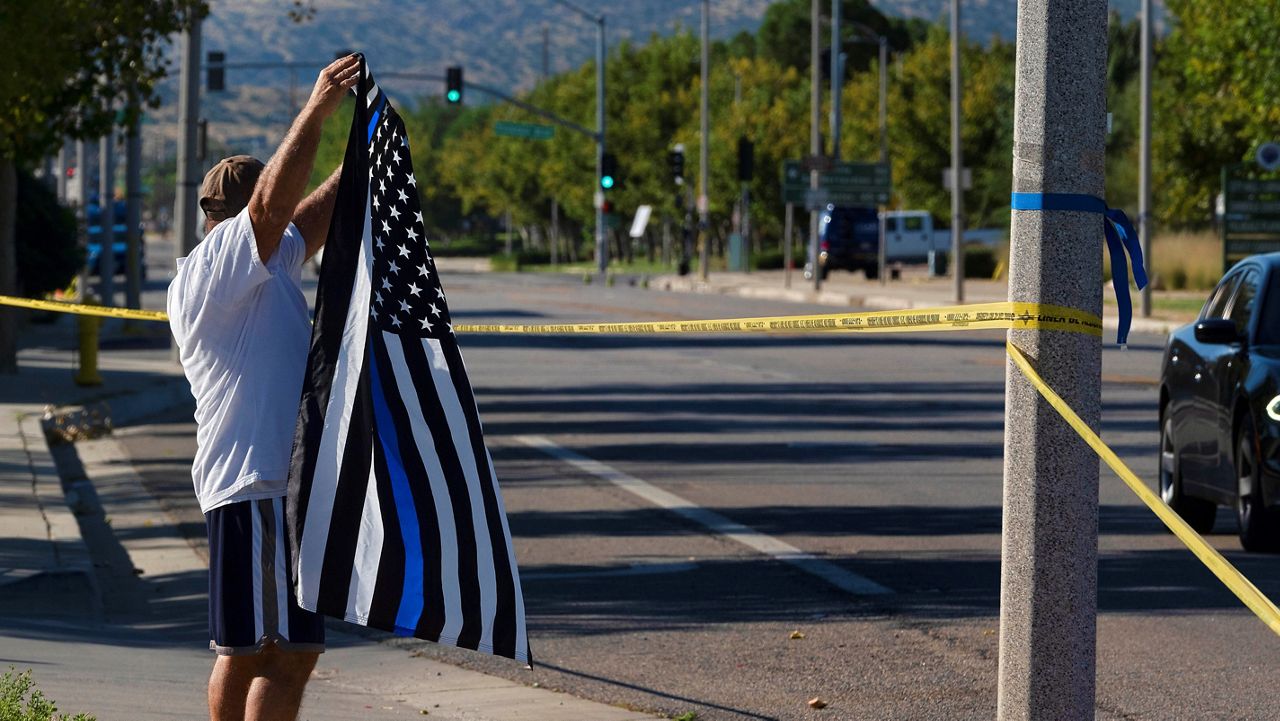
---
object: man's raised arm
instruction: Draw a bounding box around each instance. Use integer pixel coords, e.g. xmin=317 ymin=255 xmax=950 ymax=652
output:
xmin=247 ymin=54 xmax=360 ymax=262
xmin=293 ymin=166 xmax=342 ymax=261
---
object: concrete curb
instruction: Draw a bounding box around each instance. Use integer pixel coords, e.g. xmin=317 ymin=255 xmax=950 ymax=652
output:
xmin=0 ymin=411 xmax=99 ymax=618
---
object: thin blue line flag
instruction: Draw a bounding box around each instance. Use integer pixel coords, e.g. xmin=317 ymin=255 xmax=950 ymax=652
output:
xmin=287 ymin=57 xmax=529 ymax=663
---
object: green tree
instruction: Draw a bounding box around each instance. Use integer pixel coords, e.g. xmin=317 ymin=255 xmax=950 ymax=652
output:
xmin=840 ymin=25 xmax=1015 ymax=230
xmin=0 ymin=0 xmax=206 ymax=372
xmin=757 ymin=0 xmax=928 ymax=77
xmin=1154 ymin=0 xmax=1280 ymax=226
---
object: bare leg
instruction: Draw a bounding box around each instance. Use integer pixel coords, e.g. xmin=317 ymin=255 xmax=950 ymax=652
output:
xmin=245 ymin=644 xmax=320 ymax=721
xmin=209 ymin=653 xmax=265 ymax=721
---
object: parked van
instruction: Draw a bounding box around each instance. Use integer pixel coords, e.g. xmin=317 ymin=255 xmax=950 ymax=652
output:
xmin=807 ymin=206 xmax=1007 ymax=281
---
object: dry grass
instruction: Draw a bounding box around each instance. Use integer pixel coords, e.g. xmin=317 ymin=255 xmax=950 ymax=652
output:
xmin=1145 ymin=230 xmax=1222 ymax=291
xmin=1098 ymin=229 xmax=1221 ymax=291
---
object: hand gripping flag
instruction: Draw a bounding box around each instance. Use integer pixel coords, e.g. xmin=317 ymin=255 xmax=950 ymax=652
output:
xmin=287 ymin=59 xmax=528 ymax=663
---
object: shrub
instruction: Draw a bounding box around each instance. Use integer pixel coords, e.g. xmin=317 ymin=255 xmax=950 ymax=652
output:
xmin=0 ymin=668 xmax=95 ymax=721
xmin=488 ymin=250 xmax=550 ymax=272
xmin=751 ymin=251 xmax=785 ymax=270
xmin=431 ymin=236 xmax=500 ymax=257
xmin=963 ymin=247 xmax=999 ymax=279
xmin=15 ymin=171 xmax=81 ymax=298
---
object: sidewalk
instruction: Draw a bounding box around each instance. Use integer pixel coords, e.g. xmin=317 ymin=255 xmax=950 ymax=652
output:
xmin=646 ymin=267 xmax=1196 ymax=337
xmin=0 ymin=312 xmax=655 ymax=721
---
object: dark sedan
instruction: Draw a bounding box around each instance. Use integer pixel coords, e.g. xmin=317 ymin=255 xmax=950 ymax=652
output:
xmin=1160 ymin=254 xmax=1280 ymax=551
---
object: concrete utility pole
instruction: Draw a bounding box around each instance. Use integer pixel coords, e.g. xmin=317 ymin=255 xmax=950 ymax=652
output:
xmin=1139 ymin=0 xmax=1153 ymax=318
xmin=98 ymin=134 xmax=116 ymax=306
xmin=697 ymin=0 xmax=710 ymax=280
xmin=950 ymin=0 xmax=964 ymax=302
xmin=175 ymin=15 xmax=202 ymax=258
xmin=125 ymin=116 xmax=143 ymax=310
xmin=809 ymin=0 xmax=822 ymax=292
xmin=830 ymin=0 xmax=841 ymax=161
xmin=998 ymin=1 xmax=1108 ymax=718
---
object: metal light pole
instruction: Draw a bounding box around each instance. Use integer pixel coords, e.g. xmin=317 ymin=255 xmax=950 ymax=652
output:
xmin=55 ymin=146 xmax=68 ymax=202
xmin=1139 ymin=0 xmax=1153 ymax=317
xmin=998 ymin=0 xmax=1108 ymax=717
xmin=879 ymin=35 xmax=889 ymax=164
xmin=125 ymin=114 xmax=143 ymax=310
xmin=98 ymin=133 xmax=116 ymax=306
xmin=595 ymin=13 xmax=607 ymax=278
xmin=830 ymin=0 xmax=842 ymax=161
xmin=697 ymin=0 xmax=710 ymax=280
xmin=175 ymin=15 xmax=202 ymax=258
xmin=950 ymin=0 xmax=964 ymax=302
xmin=810 ymin=0 xmax=822 ymax=292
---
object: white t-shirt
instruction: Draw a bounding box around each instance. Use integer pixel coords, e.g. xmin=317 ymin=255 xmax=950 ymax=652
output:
xmin=167 ymin=208 xmax=311 ymax=513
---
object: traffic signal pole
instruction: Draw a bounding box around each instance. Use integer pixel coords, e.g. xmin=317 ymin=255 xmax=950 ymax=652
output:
xmin=547 ymin=0 xmax=607 ymax=277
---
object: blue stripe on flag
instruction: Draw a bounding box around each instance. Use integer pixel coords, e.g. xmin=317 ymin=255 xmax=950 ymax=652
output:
xmin=367 ymin=340 xmax=424 ymax=635
xmin=367 ymin=95 xmax=386 ymax=143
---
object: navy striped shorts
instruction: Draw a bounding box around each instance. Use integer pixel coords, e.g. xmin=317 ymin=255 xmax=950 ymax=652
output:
xmin=205 ymin=496 xmax=326 ymax=655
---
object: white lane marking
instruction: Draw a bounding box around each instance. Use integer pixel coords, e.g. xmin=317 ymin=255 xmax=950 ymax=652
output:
xmin=523 ymin=561 xmax=699 ymax=582
xmin=516 ymin=435 xmax=893 ymax=596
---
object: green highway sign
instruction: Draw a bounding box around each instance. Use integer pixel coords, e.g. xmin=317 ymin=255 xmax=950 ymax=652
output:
xmin=1222 ymin=164 xmax=1280 ymax=266
xmin=782 ymin=159 xmax=891 ymax=207
xmin=494 ymin=121 xmax=555 ymax=140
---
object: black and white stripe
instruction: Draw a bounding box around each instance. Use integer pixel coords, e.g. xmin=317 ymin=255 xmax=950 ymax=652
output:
xmin=287 ymin=57 xmax=527 ymax=663
xmin=208 ymin=497 xmax=325 ymax=655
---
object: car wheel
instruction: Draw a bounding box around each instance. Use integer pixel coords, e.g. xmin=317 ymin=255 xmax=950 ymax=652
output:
xmin=819 ymin=265 xmax=830 ymax=281
xmin=1160 ymin=415 xmax=1216 ymax=533
xmin=863 ymin=264 xmax=879 ymax=281
xmin=1236 ymin=420 xmax=1280 ymax=552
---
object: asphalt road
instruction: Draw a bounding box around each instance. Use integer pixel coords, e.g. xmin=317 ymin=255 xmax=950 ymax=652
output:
xmin=116 ymin=269 xmax=1280 ymax=721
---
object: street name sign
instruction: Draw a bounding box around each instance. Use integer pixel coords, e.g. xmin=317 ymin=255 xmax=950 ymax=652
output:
xmin=494 ymin=121 xmax=555 ymax=140
xmin=782 ymin=160 xmax=891 ymax=207
xmin=1222 ymin=163 xmax=1280 ymax=266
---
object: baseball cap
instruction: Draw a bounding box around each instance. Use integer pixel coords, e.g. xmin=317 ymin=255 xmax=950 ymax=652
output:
xmin=199 ymin=155 xmax=265 ymax=222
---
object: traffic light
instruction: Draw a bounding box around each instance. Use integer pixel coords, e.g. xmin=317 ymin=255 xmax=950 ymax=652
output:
xmin=601 ymin=199 xmax=614 ymax=215
xmin=668 ymin=145 xmax=685 ymax=185
xmin=600 ymin=153 xmax=618 ymax=190
xmin=737 ymin=138 xmax=754 ymax=182
xmin=207 ymin=51 xmax=226 ymax=92
xmin=446 ymin=66 xmax=463 ymax=104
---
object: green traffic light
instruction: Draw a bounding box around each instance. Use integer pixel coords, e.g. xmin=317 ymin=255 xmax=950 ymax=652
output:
xmin=601 ymin=176 xmax=615 ymax=189
xmin=447 ymin=89 xmax=461 ymax=103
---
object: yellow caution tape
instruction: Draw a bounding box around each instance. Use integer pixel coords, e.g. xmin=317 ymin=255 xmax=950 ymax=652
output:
xmin=455 ymin=302 xmax=1102 ymax=336
xmin=0 ymin=295 xmax=169 ymax=322
xmin=1 ymin=295 xmax=1101 ymax=337
xmin=1007 ymin=341 xmax=1280 ymax=636
xmin=8 ymin=289 xmax=1277 ymax=633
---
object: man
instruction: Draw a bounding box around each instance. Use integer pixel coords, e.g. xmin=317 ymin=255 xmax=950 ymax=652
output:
xmin=167 ymin=54 xmax=360 ymax=721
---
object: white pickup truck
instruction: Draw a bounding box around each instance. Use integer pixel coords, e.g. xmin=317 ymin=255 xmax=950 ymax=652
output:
xmin=882 ymin=210 xmax=1005 ymax=264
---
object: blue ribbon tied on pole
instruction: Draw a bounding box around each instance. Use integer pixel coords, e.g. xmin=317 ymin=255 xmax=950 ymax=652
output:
xmin=1010 ymin=192 xmax=1147 ymax=346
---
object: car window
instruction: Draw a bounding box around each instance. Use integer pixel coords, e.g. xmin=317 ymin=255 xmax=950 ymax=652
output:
xmin=1203 ymin=273 xmax=1241 ymax=320
xmin=903 ymin=216 xmax=924 ymax=231
xmin=1228 ymin=269 xmax=1261 ymax=335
